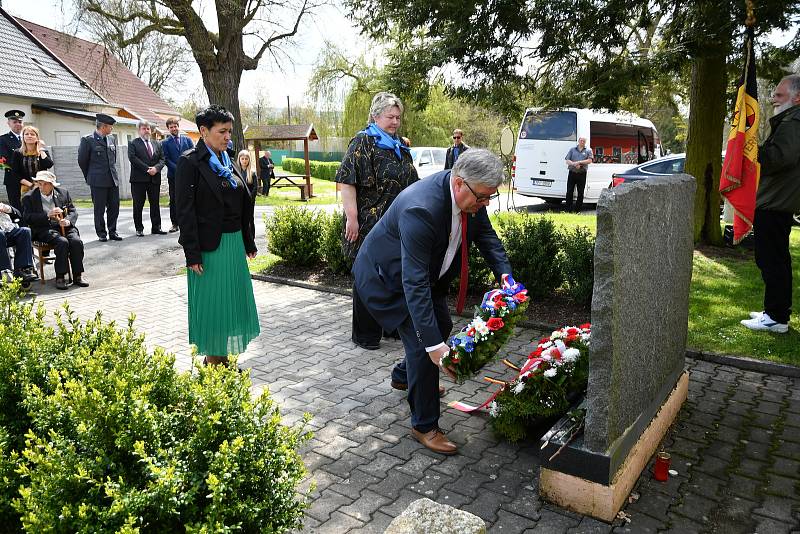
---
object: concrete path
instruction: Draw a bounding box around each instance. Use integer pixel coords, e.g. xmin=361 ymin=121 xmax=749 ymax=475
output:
xmin=35 ymin=276 xmax=800 ymax=533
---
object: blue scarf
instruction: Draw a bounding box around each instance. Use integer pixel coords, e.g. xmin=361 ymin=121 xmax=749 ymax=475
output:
xmin=359 ymin=123 xmax=409 ymax=160
xmin=207 ymin=148 xmax=238 ymax=189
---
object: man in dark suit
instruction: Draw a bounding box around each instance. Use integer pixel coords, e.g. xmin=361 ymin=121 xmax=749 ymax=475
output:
xmin=0 ymin=109 xmax=25 ymax=210
xmin=162 ymin=116 xmax=194 ymax=233
xmin=22 ymin=171 xmax=88 ymax=290
xmin=444 ymin=129 xmax=469 ymax=170
xmin=353 ymin=149 xmax=512 ymax=455
xmin=258 ymin=151 xmax=275 ymax=196
xmin=78 ymin=113 xmax=121 ymax=241
xmin=128 ymin=121 xmax=166 ymax=236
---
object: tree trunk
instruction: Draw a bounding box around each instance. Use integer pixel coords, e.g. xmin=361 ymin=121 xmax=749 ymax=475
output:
xmin=685 ymin=51 xmax=727 ymax=245
xmin=201 ymin=67 xmax=246 ymax=152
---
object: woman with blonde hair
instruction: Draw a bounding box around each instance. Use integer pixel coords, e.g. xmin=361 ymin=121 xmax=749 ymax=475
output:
xmin=236 ymin=149 xmax=259 ymax=238
xmin=11 ymin=125 xmax=53 ymax=195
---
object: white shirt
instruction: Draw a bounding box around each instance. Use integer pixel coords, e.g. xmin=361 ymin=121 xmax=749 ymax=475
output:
xmin=426 ymin=178 xmax=463 ymax=354
xmin=142 ymin=136 xmax=153 ymax=154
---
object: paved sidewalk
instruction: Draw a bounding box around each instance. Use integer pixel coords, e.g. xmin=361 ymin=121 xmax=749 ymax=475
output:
xmin=36 ymin=277 xmax=800 ymax=533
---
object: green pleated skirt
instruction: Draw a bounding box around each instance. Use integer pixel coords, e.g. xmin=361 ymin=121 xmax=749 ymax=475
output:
xmin=187 ymin=231 xmax=260 ymax=356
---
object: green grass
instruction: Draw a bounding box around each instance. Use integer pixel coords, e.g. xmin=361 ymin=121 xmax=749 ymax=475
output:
xmin=687 ymin=230 xmax=800 ymax=365
xmin=247 ymin=253 xmax=281 ymax=273
xmin=490 ymin=211 xmax=800 ymax=364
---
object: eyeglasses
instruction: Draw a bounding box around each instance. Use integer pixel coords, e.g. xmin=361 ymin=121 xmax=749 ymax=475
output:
xmin=463 ymin=181 xmax=499 ymax=202
xmin=452 ymin=136 xmax=462 ymax=139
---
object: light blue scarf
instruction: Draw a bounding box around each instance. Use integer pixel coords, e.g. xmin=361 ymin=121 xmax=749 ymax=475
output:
xmin=207 ymin=148 xmax=237 ymax=189
xmin=359 ymin=123 xmax=409 ymax=160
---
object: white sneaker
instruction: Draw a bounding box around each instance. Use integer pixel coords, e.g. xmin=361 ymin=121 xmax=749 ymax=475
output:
xmin=749 ymin=311 xmax=764 ymax=319
xmin=740 ymin=312 xmax=789 ymax=333
xmin=0 ymin=269 xmax=13 ymax=284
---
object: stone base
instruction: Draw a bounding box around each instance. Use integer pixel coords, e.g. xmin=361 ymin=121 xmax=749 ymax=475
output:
xmin=539 ymin=371 xmax=689 ymax=522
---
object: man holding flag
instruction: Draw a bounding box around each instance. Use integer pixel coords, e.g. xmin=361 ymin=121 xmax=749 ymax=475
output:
xmin=740 ymin=74 xmax=800 ymax=333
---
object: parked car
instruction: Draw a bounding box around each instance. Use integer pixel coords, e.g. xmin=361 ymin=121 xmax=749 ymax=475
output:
xmin=410 ymin=147 xmax=447 ymax=178
xmin=610 ymin=152 xmax=686 ymax=187
xmin=611 ymin=152 xmax=800 ymax=226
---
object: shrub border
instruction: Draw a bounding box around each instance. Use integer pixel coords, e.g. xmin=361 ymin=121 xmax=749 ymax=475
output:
xmin=250 ymin=273 xmax=800 ymax=379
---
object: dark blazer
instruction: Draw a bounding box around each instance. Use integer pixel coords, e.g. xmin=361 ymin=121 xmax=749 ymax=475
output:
xmin=11 ymin=149 xmax=54 ymax=184
xmin=176 ymin=139 xmax=257 ymax=266
xmin=21 ymin=187 xmax=79 ymax=240
xmin=0 ymin=131 xmax=21 ymax=186
xmin=444 ymin=143 xmax=469 ymax=170
xmin=240 ymin=169 xmax=259 ymax=198
xmin=259 ymin=156 xmax=275 ymax=183
xmin=162 ymin=134 xmax=194 ymax=179
xmin=77 ymin=132 xmax=118 ymax=187
xmin=353 ymin=170 xmax=511 ymax=347
xmin=128 ymin=137 xmax=166 ymax=183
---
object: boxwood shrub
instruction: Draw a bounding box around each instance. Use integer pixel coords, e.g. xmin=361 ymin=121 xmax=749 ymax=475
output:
xmin=0 ymin=283 xmax=311 ymax=533
xmin=320 ymin=211 xmax=350 ymax=274
xmin=497 ymin=214 xmax=563 ymax=298
xmin=560 ymin=226 xmax=595 ymax=306
xmin=266 ymin=206 xmax=324 ymax=267
xmin=281 ymin=158 xmax=340 ymax=182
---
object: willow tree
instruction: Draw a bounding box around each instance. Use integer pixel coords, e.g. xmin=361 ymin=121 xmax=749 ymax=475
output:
xmin=347 ymin=0 xmax=800 ymax=244
xmin=80 ymin=0 xmax=318 ymax=148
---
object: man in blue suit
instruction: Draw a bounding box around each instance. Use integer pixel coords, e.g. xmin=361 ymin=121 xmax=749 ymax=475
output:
xmin=353 ymin=149 xmax=512 ymax=455
xmin=161 ymin=117 xmax=195 ymax=232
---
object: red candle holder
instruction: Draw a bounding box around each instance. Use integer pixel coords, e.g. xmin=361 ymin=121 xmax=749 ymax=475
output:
xmin=653 ymin=451 xmax=671 ymax=481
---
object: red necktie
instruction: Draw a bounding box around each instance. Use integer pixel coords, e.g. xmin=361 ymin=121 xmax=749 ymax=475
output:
xmin=456 ymin=211 xmax=469 ymax=314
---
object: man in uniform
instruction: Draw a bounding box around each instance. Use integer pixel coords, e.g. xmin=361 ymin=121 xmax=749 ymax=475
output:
xmin=0 ymin=110 xmax=25 ymax=210
xmin=78 ymin=113 xmax=122 ymax=241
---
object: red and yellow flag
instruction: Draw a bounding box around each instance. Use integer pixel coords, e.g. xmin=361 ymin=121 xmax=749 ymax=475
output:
xmin=720 ymin=26 xmax=759 ymax=244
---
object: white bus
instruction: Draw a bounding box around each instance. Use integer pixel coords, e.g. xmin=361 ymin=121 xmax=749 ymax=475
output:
xmin=512 ymin=108 xmax=663 ymax=204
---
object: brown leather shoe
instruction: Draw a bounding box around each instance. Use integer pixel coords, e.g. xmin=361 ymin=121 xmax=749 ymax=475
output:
xmin=411 ymin=428 xmax=458 ymax=455
xmin=391 ymin=381 xmax=446 ymax=398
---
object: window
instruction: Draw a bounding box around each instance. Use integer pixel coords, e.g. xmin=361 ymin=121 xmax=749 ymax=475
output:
xmin=432 ymin=149 xmax=446 ymax=166
xmin=419 ymin=150 xmax=432 ymax=166
xmin=641 ymin=158 xmax=684 ymax=174
xmin=520 ymin=111 xmax=577 ymax=141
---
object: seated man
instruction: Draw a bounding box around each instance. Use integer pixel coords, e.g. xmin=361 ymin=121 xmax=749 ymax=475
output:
xmin=0 ymin=201 xmax=38 ymax=285
xmin=21 ymin=171 xmax=88 ymax=290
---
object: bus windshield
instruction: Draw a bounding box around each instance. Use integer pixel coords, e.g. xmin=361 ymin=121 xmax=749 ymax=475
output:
xmin=519 ymin=111 xmax=577 ymax=141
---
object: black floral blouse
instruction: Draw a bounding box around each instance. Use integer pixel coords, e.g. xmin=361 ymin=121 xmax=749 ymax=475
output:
xmin=335 ymin=132 xmax=418 ymax=262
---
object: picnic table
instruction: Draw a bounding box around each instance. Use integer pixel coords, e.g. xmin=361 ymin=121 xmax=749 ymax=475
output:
xmin=271 ymin=173 xmax=310 ymax=201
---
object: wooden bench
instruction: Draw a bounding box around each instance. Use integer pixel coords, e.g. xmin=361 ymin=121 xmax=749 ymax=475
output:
xmin=270 ymin=174 xmax=309 ymax=201
xmin=33 ymin=241 xmax=70 ymax=285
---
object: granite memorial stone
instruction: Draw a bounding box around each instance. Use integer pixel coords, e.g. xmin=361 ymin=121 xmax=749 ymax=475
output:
xmin=384 ymin=498 xmax=486 ymax=534
xmin=584 ymin=174 xmax=696 ymax=453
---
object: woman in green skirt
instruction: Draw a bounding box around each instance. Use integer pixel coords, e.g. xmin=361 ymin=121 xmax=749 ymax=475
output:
xmin=176 ymin=105 xmax=259 ymax=366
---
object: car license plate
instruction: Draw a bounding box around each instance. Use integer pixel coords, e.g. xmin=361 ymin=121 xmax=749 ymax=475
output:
xmin=532 ymin=179 xmax=551 ymax=187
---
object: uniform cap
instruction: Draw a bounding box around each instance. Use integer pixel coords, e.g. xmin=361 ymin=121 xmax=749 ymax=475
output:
xmin=95 ymin=113 xmax=116 ymax=125
xmin=4 ymin=110 xmax=25 ymax=119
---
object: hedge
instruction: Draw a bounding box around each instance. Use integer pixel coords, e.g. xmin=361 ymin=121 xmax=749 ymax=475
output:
xmin=266 ymin=208 xmax=595 ymax=304
xmin=0 ymin=283 xmax=311 ymax=532
xmin=281 ymin=158 xmax=340 ymax=182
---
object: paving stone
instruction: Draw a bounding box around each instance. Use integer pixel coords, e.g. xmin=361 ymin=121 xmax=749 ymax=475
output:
xmin=323 ymin=451 xmax=371 ymax=479
xmin=523 ymin=507 xmax=580 ymax=532
xmin=612 ymin=511 xmax=665 ymax=533
xmin=624 ymin=488 xmax=674 ymax=523
xmin=306 ymin=488 xmax=355 ymax=523
xmin=723 ymin=474 xmax=762 ymax=500
xmin=693 ymin=453 xmax=730 ymax=480
xmin=356 ymin=451 xmax=405 ymax=478
xmin=334 ymin=468 xmax=383 ymax=496
xmin=663 ymin=512 xmax=706 ymax=533
xmin=500 ymin=488 xmax=542 ymax=522
xmin=338 ymin=489 xmax=391 ymax=523
xmin=753 ymin=495 xmax=798 ymax=523
xmin=443 ymin=468 xmax=493 ymax=499
xmin=315 ymin=435 xmax=360 ymax=459
xmin=368 ymin=470 xmax=420 ymax=501
xmin=347 ymin=511 xmax=394 ymax=534
xmin=670 ymin=491 xmax=719 ymax=523
xmin=316 ymin=510 xmax=364 ymax=533
xmin=769 ymin=456 xmax=800 ymax=478
xmin=733 ymin=457 xmax=769 ymax=479
xmin=566 ymin=516 xmax=613 ymax=533
xmin=751 ymin=514 xmax=796 ymax=534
